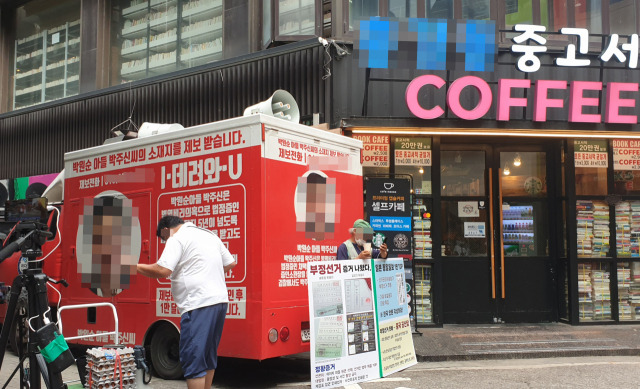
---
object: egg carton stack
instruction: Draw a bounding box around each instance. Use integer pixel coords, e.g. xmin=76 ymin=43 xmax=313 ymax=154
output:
xmin=85 ymin=347 xmax=137 ymax=389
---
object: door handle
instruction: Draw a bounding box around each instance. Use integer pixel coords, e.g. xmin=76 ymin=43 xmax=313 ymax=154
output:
xmin=489 ymin=168 xmax=496 ymax=299
xmin=498 ymin=169 xmax=506 ymax=299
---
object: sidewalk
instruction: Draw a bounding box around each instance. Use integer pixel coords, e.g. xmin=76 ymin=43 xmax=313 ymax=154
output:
xmin=412 ymin=323 xmax=640 ymax=361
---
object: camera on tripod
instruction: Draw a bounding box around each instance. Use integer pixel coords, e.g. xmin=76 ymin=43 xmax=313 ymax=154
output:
xmin=0 ymin=197 xmax=53 ymax=262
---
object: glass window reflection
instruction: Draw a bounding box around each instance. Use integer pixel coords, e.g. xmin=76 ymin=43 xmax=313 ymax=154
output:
xmin=426 ymin=0 xmax=453 ymax=19
xmin=441 ymin=151 xmax=485 ymax=197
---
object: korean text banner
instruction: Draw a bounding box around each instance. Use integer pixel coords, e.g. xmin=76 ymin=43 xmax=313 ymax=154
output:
xmin=307 ymin=259 xmax=416 ymax=389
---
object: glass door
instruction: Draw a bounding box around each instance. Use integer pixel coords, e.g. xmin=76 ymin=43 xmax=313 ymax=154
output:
xmin=440 ymin=145 xmax=558 ymax=323
xmin=497 ymin=150 xmax=556 ymax=322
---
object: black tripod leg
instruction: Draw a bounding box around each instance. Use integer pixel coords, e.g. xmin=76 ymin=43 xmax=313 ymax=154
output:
xmin=1 ymin=355 xmax=27 ymax=389
xmin=0 ymin=276 xmax=25 ymax=371
xmin=35 ymin=353 xmax=51 ymax=389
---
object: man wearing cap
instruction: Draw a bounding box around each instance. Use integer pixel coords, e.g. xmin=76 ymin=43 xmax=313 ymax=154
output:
xmin=336 ymin=219 xmax=388 ymax=260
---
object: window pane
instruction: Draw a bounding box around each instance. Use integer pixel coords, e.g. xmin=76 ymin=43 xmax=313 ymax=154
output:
xmin=619 ymin=262 xmax=640 ymax=320
xmin=114 ymin=0 xmax=250 ymax=85
xmin=395 ymin=137 xmax=432 ymax=194
xmin=618 ymin=262 xmax=634 ymax=321
xmin=279 ymin=0 xmax=316 ymax=36
xmin=389 ymin=0 xmax=417 ymax=17
xmin=505 ymin=0 xmax=533 ymax=28
xmin=609 ymin=0 xmax=636 ymax=35
xmin=415 ymin=264 xmax=433 ymax=324
xmin=413 ymin=199 xmax=432 ymax=258
xmin=426 ymin=0 xmax=453 ymax=18
xmin=500 ymin=152 xmax=546 ymax=197
xmin=578 ymin=262 xmax=612 ymax=321
xmin=462 ymin=0 xmax=490 ymax=20
xmin=613 ymin=139 xmax=640 ymax=195
xmin=441 ymin=200 xmax=488 ymax=257
xmin=349 ymin=0 xmax=379 ymax=31
xmin=576 ymin=168 xmax=607 ymax=196
xmin=13 ymin=0 xmax=81 ymax=110
xmin=502 ymin=202 xmax=548 ymax=257
xmin=441 ymin=151 xmax=485 ymax=196
xmin=577 ymin=200 xmax=611 ymax=258
xmin=615 ymin=201 xmax=640 ymax=258
xmin=263 ymin=0 xmax=271 ymax=46
xmin=575 ymin=0 xmax=603 ymax=34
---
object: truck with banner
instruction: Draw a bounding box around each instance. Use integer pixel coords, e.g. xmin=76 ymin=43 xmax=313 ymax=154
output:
xmin=0 ymin=113 xmax=363 ymax=379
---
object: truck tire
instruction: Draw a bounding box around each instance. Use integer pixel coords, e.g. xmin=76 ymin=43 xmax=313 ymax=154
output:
xmin=150 ymin=323 xmax=182 ymax=380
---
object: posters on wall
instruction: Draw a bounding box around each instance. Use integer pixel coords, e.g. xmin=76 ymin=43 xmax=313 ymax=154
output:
xmin=353 ymin=134 xmax=390 ymax=168
xmin=574 ymin=139 xmax=608 ymax=168
xmin=308 ymin=259 xmax=417 ymax=389
xmin=394 ymin=137 xmax=432 ymax=166
xmin=613 ymin=139 xmax=640 ymax=171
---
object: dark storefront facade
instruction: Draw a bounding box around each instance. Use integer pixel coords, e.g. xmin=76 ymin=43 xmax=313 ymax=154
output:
xmin=2 ymin=1 xmax=640 ymax=327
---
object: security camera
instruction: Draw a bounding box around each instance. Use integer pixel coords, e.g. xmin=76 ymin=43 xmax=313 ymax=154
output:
xmin=331 ymin=41 xmax=349 ymax=59
xmin=318 ymin=37 xmax=329 ymax=47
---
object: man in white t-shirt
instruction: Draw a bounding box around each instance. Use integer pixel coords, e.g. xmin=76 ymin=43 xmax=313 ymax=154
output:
xmin=137 ymin=216 xmax=236 ymax=389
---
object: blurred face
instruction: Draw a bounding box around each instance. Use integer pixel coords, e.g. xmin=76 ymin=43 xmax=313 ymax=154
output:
xmin=352 ymin=227 xmax=374 ymax=246
xmin=77 ymin=196 xmax=141 ymax=297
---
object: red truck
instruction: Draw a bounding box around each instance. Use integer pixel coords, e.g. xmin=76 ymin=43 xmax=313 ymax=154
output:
xmin=0 ymin=114 xmax=363 ymax=379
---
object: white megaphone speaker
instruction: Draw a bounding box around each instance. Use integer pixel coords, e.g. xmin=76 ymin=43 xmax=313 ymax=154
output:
xmin=243 ymin=90 xmax=300 ymax=123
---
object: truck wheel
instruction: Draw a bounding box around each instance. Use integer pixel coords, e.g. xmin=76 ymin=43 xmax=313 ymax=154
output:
xmin=150 ymin=323 xmax=183 ymax=380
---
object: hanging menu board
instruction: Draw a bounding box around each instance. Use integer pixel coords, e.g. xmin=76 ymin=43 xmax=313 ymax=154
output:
xmin=308 ymin=259 xmax=417 ymax=389
xmin=574 ymin=139 xmax=608 ymax=168
xmin=394 ymin=137 xmax=432 ymax=166
xmin=353 ymin=134 xmax=390 ymax=168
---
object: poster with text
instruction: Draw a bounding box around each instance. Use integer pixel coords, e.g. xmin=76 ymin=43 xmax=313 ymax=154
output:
xmin=308 ymin=259 xmax=416 ymax=389
xmin=373 ymin=258 xmax=417 ymax=376
xmin=574 ymin=139 xmax=608 ymax=168
xmin=394 ymin=137 xmax=432 ymax=166
xmin=353 ymin=134 xmax=390 ymax=168
xmin=365 ymin=178 xmax=412 ymax=257
xmin=308 ymin=260 xmax=380 ymax=389
xmin=613 ymin=139 xmax=640 ymax=170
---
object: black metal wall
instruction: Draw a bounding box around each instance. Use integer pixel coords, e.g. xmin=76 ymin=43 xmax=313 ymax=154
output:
xmin=0 ymin=40 xmax=327 ymax=178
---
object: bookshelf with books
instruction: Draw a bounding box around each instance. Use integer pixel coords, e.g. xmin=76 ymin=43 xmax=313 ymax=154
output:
xmin=180 ymin=0 xmax=224 ymax=67
xmin=415 ymin=265 xmax=432 ymax=324
xmin=615 ymin=201 xmax=640 ymax=258
xmin=14 ymin=20 xmax=81 ymax=110
xmin=578 ymin=262 xmax=612 ymax=321
xmin=412 ymin=200 xmax=432 ymax=324
xmin=576 ymin=200 xmax=610 ymax=258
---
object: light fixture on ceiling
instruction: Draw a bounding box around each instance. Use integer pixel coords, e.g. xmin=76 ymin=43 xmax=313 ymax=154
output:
xmin=503 ymin=164 xmax=511 ymax=176
xmin=454 ymin=152 xmax=462 ymax=163
xmin=513 ymin=153 xmax=522 ymax=167
xmin=419 ymin=167 xmax=424 ymax=174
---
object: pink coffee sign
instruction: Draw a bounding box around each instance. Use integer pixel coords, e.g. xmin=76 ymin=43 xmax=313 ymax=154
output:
xmin=406 ymin=75 xmax=638 ymax=124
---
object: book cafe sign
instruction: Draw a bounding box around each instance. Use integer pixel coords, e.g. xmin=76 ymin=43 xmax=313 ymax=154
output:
xmin=405 ymin=24 xmax=640 ymax=124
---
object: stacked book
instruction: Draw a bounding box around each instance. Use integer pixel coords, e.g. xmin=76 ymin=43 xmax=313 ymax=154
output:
xmin=616 ymin=202 xmax=632 ymax=257
xmin=413 ymin=218 xmax=432 ymax=259
xmin=576 ymin=201 xmax=595 ymax=257
xmin=592 ymin=202 xmax=610 ymax=257
xmin=618 ymin=264 xmax=632 ymax=320
xmin=578 ymin=263 xmax=594 ymax=319
xmin=630 ymin=262 xmax=640 ymax=320
xmin=415 ymin=266 xmax=432 ymax=324
xmin=591 ymin=267 xmax=611 ymax=320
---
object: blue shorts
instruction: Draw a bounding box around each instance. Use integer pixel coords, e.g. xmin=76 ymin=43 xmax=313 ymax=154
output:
xmin=179 ymin=303 xmax=227 ymax=379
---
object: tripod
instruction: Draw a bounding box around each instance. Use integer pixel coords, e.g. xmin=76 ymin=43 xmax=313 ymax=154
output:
xmin=0 ymin=226 xmax=67 ymax=389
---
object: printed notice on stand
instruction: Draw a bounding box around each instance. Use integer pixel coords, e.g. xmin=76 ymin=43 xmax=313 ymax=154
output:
xmin=308 ymin=259 xmax=416 ymax=389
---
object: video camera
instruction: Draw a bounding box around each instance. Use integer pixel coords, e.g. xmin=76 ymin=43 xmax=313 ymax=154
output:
xmin=0 ymin=197 xmax=53 ymax=262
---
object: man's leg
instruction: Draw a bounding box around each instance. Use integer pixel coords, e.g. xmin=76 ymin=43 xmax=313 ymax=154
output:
xmin=186 ymin=376 xmax=206 ymax=389
xmin=205 ymin=369 xmax=215 ymax=387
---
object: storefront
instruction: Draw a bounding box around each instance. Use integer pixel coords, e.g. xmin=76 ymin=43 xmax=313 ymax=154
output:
xmin=331 ymin=15 xmax=640 ymax=326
